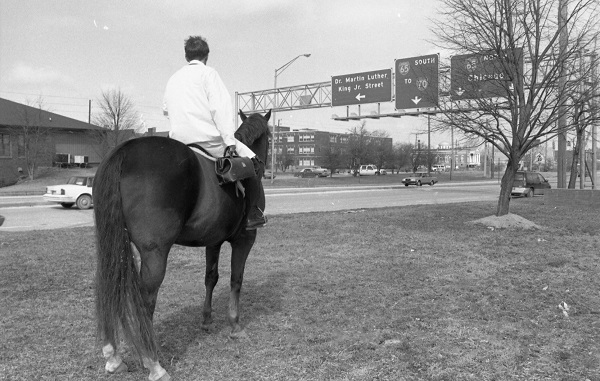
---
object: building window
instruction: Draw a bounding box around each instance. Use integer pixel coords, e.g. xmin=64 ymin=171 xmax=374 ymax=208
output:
xmin=299 ymin=134 xmax=314 ymax=142
xmin=287 ymin=136 xmax=294 ymax=143
xmin=299 ymin=146 xmax=315 ymax=154
xmin=287 ymin=146 xmax=295 ymax=154
xmin=17 ymin=135 xmax=25 ymax=157
xmin=0 ymin=133 xmax=10 ymax=157
xmin=299 ymin=159 xmax=314 ymax=166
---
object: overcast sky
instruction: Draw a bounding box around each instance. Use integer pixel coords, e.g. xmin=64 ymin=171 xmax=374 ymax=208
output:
xmin=0 ymin=0 xmax=452 ymax=145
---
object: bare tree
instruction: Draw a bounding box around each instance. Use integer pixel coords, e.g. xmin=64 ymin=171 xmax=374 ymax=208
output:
xmin=368 ymin=130 xmax=394 ymax=171
xmin=347 ymin=121 xmax=371 ymax=171
xmin=9 ymin=97 xmax=52 ymax=180
xmin=92 ymin=88 xmax=142 ymax=159
xmin=321 ymin=142 xmax=345 ymax=176
xmin=393 ymin=142 xmax=414 ymax=173
xmin=432 ymin=0 xmax=600 ymax=215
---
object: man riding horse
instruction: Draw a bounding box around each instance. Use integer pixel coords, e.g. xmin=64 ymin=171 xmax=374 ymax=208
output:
xmin=163 ymin=35 xmax=267 ymax=229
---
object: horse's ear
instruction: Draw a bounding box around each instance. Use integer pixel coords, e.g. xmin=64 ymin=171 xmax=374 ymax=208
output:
xmin=264 ymin=109 xmax=272 ymax=122
xmin=239 ymin=110 xmax=247 ymax=121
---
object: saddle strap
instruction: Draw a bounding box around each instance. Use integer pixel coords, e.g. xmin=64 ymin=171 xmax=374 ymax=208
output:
xmin=187 ymin=143 xmax=216 ymax=162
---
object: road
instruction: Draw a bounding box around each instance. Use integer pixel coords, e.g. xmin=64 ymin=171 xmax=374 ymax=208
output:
xmin=0 ymin=182 xmax=500 ymax=232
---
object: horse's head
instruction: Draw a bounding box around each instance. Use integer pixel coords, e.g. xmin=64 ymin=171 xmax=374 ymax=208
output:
xmin=235 ymin=110 xmax=272 ymax=163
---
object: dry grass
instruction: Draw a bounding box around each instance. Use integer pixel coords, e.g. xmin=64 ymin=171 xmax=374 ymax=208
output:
xmin=1 ymin=200 xmax=599 ymax=380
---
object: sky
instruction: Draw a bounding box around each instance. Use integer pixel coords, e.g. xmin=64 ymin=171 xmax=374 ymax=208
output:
xmin=0 ymin=0 xmax=452 ymax=146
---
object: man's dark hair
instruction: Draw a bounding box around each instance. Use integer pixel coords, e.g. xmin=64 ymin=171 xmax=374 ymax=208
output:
xmin=184 ymin=35 xmax=210 ymax=62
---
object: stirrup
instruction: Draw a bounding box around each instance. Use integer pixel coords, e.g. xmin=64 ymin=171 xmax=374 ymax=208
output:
xmin=246 ymin=207 xmax=267 ymax=230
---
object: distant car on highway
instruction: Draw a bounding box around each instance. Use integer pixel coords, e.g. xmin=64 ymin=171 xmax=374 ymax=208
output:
xmin=263 ymin=169 xmax=276 ymax=179
xmin=294 ymin=168 xmax=328 ymax=178
xmin=402 ymin=172 xmax=438 ymax=186
xmin=358 ymin=164 xmax=379 ymax=176
xmin=511 ymin=171 xmax=551 ymax=197
xmin=310 ymin=166 xmax=329 ymax=176
xmin=43 ymin=176 xmax=94 ymax=209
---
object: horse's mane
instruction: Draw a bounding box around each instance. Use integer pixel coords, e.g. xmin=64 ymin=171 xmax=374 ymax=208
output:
xmin=234 ymin=114 xmax=271 ymax=146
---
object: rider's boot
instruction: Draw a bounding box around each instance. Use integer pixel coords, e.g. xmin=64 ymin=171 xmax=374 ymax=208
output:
xmin=244 ymin=157 xmax=267 ymax=230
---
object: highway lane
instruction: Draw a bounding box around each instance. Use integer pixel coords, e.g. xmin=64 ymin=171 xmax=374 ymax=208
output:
xmin=0 ymin=183 xmax=500 ymax=232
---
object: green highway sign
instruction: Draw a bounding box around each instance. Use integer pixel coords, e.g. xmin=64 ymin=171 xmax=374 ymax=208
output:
xmin=450 ymin=48 xmax=523 ymax=100
xmin=395 ymin=54 xmax=439 ymax=110
xmin=331 ymin=69 xmax=392 ymax=107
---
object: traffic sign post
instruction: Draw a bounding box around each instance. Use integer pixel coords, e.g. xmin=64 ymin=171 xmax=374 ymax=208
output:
xmin=331 ymin=69 xmax=392 ymax=107
xmin=395 ymin=54 xmax=439 ymax=110
xmin=450 ymin=48 xmax=523 ymax=100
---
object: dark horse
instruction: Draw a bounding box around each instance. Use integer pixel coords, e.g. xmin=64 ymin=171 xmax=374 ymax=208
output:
xmin=94 ymin=110 xmax=270 ymax=381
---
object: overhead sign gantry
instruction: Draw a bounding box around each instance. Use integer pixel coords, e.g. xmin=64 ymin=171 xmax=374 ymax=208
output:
xmin=236 ymin=49 xmax=523 ymax=119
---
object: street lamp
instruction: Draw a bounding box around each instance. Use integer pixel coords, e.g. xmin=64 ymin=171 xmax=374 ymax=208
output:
xmin=271 ymin=53 xmax=311 ymax=182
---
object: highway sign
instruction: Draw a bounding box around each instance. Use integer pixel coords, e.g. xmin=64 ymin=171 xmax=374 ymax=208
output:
xmin=395 ymin=54 xmax=439 ymax=110
xmin=331 ymin=69 xmax=392 ymax=107
xmin=450 ymin=48 xmax=523 ymax=100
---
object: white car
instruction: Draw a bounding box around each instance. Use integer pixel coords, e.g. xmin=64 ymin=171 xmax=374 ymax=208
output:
xmin=43 ymin=176 xmax=94 ymax=209
xmin=358 ymin=164 xmax=382 ymax=176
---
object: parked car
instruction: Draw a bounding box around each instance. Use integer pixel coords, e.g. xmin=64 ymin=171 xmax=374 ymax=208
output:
xmin=511 ymin=171 xmax=551 ymax=197
xmin=378 ymin=169 xmax=388 ymax=175
xmin=294 ymin=168 xmax=321 ymax=178
xmin=263 ymin=169 xmax=276 ymax=179
xmin=402 ymin=172 xmax=438 ymax=186
xmin=43 ymin=176 xmax=94 ymax=209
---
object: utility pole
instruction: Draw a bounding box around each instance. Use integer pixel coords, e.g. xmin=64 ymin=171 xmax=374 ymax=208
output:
xmin=427 ymin=115 xmax=431 ymax=174
xmin=592 ymin=48 xmax=598 ymax=189
xmin=557 ymin=0 xmax=568 ymax=188
xmin=450 ymin=126 xmax=454 ymax=181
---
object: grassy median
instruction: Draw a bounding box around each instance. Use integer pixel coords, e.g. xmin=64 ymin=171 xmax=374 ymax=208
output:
xmin=1 ymin=198 xmax=599 ymax=380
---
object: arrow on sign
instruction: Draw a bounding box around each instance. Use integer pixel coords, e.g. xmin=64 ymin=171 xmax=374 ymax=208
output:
xmin=355 ymin=93 xmax=366 ymax=101
xmin=411 ymin=96 xmax=422 ymax=105
xmin=455 ymin=88 xmax=465 ymax=96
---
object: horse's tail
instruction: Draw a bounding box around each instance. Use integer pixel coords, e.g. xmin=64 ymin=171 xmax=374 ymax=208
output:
xmin=94 ymin=147 xmax=157 ymax=360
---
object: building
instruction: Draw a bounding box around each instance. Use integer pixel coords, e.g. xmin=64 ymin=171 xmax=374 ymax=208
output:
xmin=0 ymin=98 xmax=103 ymax=186
xmin=271 ymin=126 xmax=393 ymax=169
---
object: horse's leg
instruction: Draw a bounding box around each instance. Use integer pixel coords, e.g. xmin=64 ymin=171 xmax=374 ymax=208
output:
xmin=202 ymin=244 xmax=222 ymax=330
xmin=102 ymin=342 xmax=127 ymax=374
xmin=228 ymin=230 xmax=257 ymax=338
xmin=133 ymin=243 xmax=171 ymax=381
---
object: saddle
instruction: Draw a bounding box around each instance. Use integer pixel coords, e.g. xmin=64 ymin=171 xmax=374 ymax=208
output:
xmin=187 ymin=144 xmax=256 ymax=196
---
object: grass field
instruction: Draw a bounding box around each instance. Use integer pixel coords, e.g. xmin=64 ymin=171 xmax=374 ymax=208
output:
xmin=1 ymin=199 xmax=599 ymax=380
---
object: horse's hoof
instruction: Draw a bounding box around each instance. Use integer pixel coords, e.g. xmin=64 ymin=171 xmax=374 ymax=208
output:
xmin=229 ymin=329 xmax=249 ymax=340
xmin=157 ymin=372 xmax=171 ymax=381
xmin=201 ymin=323 xmax=216 ymax=333
xmin=106 ymin=361 xmax=128 ymax=374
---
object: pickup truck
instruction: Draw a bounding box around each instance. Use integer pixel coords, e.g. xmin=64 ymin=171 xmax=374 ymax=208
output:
xmin=401 ymin=172 xmax=438 ymax=186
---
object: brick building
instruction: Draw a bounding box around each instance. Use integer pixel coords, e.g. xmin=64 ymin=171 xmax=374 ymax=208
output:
xmin=271 ymin=126 xmax=392 ymax=170
xmin=0 ymin=98 xmax=103 ymax=186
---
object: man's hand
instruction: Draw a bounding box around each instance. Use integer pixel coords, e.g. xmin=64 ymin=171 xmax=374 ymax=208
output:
xmin=225 ymin=145 xmax=238 ymax=157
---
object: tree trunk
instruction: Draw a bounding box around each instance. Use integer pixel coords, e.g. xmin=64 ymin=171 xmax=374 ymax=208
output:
xmin=496 ymin=160 xmax=519 ymax=216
